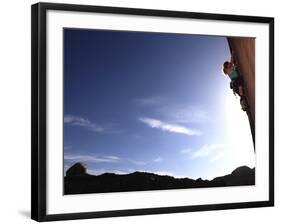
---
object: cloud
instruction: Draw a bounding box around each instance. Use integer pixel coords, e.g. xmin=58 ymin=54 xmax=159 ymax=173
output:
xmin=64 ymin=115 xmax=105 ymax=133
xmin=65 ymin=154 xmax=148 ymax=166
xmin=104 ymin=155 xmax=120 ymax=160
xmin=139 ymin=117 xmax=201 ymax=136
xmin=159 ymin=105 xmax=209 ymax=124
xmin=180 ymin=148 xmax=192 ymax=154
xmin=64 ymin=145 xmax=72 ymax=151
xmin=192 ymin=144 xmax=222 ymax=159
xmin=128 ymin=159 xmax=147 ymax=166
xmin=181 ymin=144 xmax=223 ymax=160
xmin=153 ymin=157 xmax=163 ymax=163
xmin=134 ymin=97 xmax=163 ymax=105
xmin=128 ymin=157 xmax=164 ymax=165
xmin=64 ymin=154 xmax=120 ymax=163
xmin=135 ymin=97 xmax=208 ymax=125
xmin=210 ymin=151 xmax=226 ymax=162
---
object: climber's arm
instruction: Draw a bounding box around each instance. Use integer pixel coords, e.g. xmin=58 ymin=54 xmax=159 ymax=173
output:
xmin=230 ymin=51 xmax=238 ymax=66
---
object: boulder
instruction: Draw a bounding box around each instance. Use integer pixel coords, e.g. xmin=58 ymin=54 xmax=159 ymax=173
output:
xmin=66 ymin=163 xmax=88 ymax=177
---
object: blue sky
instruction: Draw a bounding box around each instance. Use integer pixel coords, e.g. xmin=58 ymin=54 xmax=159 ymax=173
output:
xmin=63 ymin=28 xmax=255 ymax=180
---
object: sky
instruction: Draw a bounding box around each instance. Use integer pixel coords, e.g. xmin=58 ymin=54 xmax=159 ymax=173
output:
xmin=63 ymin=28 xmax=255 ymax=180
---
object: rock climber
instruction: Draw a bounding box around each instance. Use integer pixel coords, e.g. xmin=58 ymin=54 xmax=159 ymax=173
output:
xmin=223 ymin=51 xmax=248 ymax=111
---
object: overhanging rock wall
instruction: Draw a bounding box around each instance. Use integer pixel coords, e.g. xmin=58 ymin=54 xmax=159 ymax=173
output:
xmin=227 ymin=37 xmax=255 ymax=147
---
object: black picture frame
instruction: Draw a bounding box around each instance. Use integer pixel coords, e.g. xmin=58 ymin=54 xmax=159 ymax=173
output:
xmin=31 ymin=2 xmax=274 ymax=222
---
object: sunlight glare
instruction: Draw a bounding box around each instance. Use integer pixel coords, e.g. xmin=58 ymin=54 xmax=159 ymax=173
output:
xmin=223 ymin=91 xmax=255 ymax=171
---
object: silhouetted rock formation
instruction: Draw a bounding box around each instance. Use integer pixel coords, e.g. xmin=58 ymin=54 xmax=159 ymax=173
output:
xmin=64 ymin=165 xmax=255 ymax=195
xmin=66 ymin=163 xmax=88 ymax=177
xmin=211 ymin=166 xmax=255 ymax=186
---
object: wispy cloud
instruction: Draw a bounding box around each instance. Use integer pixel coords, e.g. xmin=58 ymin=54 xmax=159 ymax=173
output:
xmin=139 ymin=117 xmax=201 ymax=136
xmin=135 ymin=97 xmax=209 ymax=124
xmin=104 ymin=155 xmax=120 ymax=160
xmin=180 ymin=148 xmax=192 ymax=154
xmin=134 ymin=97 xmax=163 ymax=106
xmin=210 ymin=151 xmax=226 ymax=162
xmin=153 ymin=157 xmax=163 ymax=163
xmin=64 ymin=153 xmax=149 ymax=166
xmin=64 ymin=145 xmax=72 ymax=151
xmin=191 ymin=144 xmax=222 ymax=159
xmin=159 ymin=105 xmax=209 ymax=124
xmin=126 ymin=156 xmax=164 ymax=165
xmin=64 ymin=154 xmax=120 ymax=163
xmin=128 ymin=159 xmax=147 ymax=166
xmin=64 ymin=115 xmax=105 ymax=133
xmin=181 ymin=144 xmax=223 ymax=160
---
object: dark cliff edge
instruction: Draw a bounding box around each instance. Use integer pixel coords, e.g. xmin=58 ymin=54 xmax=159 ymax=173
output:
xmin=227 ymin=37 xmax=255 ymax=147
xmin=64 ymin=163 xmax=255 ymax=195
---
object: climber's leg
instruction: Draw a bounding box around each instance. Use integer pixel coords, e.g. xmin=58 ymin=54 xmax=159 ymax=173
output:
xmin=240 ymin=96 xmax=248 ymax=111
xmin=238 ymin=85 xmax=244 ymax=96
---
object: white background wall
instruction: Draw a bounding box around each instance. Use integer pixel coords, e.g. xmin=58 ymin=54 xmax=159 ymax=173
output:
xmin=0 ymin=0 xmax=279 ymax=223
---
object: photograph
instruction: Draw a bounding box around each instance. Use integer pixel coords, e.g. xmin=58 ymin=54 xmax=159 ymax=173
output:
xmin=63 ymin=28 xmax=256 ymax=195
xmin=31 ymin=2 xmax=274 ymax=221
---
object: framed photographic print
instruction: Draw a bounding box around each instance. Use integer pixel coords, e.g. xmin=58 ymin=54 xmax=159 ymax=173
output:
xmin=31 ymin=2 xmax=274 ymax=222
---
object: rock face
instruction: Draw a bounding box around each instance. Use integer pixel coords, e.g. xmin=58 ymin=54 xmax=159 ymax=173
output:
xmin=212 ymin=166 xmax=255 ymax=186
xmin=66 ymin=163 xmax=88 ymax=177
xmin=64 ymin=165 xmax=255 ymax=195
xmin=227 ymin=37 xmax=255 ymax=147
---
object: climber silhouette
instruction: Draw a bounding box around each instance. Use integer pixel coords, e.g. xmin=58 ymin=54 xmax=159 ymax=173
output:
xmin=223 ymin=51 xmax=248 ymax=111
